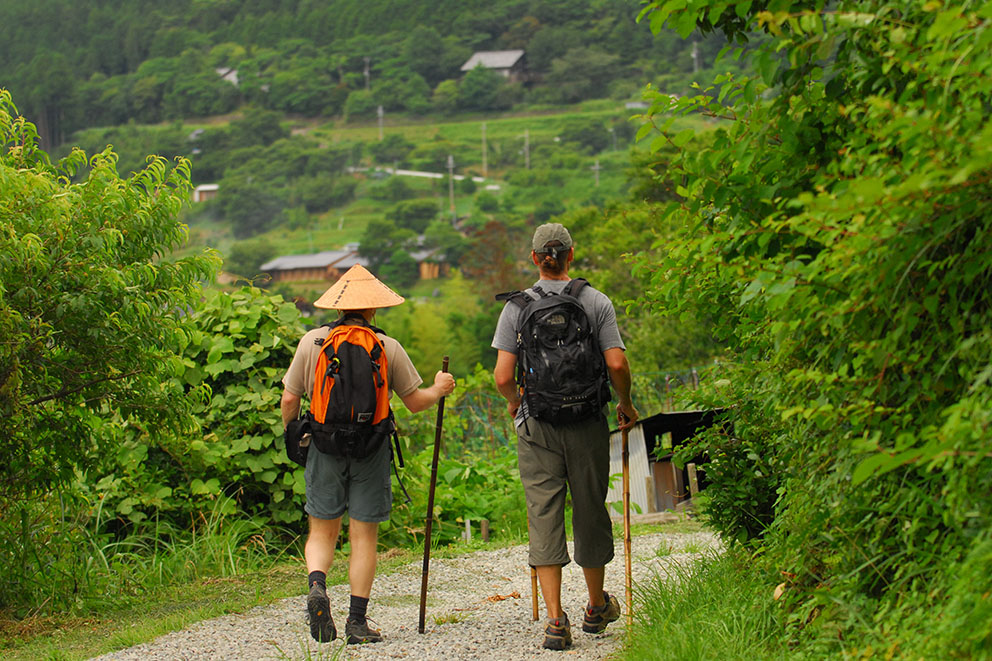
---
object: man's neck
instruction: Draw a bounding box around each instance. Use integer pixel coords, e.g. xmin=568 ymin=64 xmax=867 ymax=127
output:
xmin=538 ymin=272 xmax=570 ymax=282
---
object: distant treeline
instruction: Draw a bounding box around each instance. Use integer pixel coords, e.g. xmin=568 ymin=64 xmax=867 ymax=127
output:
xmin=0 ymin=0 xmax=734 ymax=146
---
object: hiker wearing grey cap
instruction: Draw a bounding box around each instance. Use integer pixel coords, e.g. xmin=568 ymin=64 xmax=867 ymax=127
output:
xmin=492 ymin=223 xmax=638 ymax=650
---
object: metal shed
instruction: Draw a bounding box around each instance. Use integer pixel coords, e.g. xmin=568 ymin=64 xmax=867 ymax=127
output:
xmin=607 ymin=409 xmax=726 ymax=516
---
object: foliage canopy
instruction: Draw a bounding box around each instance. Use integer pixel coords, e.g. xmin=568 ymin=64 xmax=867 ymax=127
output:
xmin=0 ymin=90 xmax=219 ymax=495
xmin=635 ymin=0 xmax=991 ymax=653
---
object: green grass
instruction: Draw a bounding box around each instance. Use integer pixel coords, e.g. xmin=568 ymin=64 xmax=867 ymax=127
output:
xmin=0 ymin=512 xmax=701 ymax=660
xmin=621 ymin=550 xmax=786 ymax=661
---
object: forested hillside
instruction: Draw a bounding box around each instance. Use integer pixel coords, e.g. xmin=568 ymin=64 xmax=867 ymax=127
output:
xmin=3 ymin=0 xmax=989 ymax=659
xmin=1 ymin=0 xmax=728 ymax=147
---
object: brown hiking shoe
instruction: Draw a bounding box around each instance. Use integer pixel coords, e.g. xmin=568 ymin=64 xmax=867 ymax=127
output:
xmin=306 ymin=583 xmax=336 ymax=642
xmin=345 ymin=617 xmax=384 ymax=644
xmin=582 ymin=591 xmax=621 ymax=634
xmin=542 ymin=614 xmax=572 ymax=650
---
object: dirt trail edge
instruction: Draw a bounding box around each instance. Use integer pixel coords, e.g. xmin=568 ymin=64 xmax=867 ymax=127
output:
xmin=92 ymin=529 xmax=719 ymax=661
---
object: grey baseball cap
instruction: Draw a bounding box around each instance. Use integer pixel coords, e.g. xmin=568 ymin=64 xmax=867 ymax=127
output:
xmin=532 ymin=223 xmax=573 ymax=251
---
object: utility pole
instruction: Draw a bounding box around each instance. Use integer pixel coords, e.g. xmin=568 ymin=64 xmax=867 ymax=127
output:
xmin=591 ymin=159 xmax=602 ymax=187
xmin=691 ymin=40 xmax=699 ymax=74
xmin=447 ymin=154 xmax=456 ymax=225
xmin=363 ymin=56 xmax=371 ymax=90
xmin=609 ymin=127 xmax=617 ymax=151
xmin=524 ymin=128 xmax=530 ymax=169
xmin=377 ymin=105 xmax=384 ymax=141
xmin=481 ymin=122 xmax=488 ymax=178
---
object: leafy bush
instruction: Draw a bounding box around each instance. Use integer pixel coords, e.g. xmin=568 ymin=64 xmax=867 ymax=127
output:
xmin=0 ymin=90 xmax=218 ymax=495
xmin=343 ymin=89 xmax=377 ymax=122
xmin=474 ymin=190 xmax=499 ymax=213
xmin=636 ymin=0 xmax=992 ymax=653
xmin=369 ymin=133 xmax=415 ymax=166
xmin=386 ymin=198 xmax=439 ymax=233
xmin=224 ymin=240 xmax=277 ymax=280
xmin=296 ymin=174 xmax=357 ymax=213
xmin=369 ymin=176 xmax=415 ymax=202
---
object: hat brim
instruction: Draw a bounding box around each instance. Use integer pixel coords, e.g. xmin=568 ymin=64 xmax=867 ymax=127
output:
xmin=313 ymin=265 xmax=406 ymax=310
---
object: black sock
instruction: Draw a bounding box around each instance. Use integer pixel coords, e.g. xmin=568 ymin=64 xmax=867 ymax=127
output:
xmin=349 ymin=594 xmax=369 ymax=624
xmin=308 ymin=571 xmax=326 ymax=591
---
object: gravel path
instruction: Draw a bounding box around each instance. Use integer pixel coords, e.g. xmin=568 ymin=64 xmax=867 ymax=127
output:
xmin=91 ymin=529 xmax=718 ymax=661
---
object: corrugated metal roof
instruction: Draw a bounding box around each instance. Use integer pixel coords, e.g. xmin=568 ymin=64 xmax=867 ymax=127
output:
xmin=259 ymin=250 xmax=351 ymax=271
xmin=460 ymin=50 xmax=525 ymax=71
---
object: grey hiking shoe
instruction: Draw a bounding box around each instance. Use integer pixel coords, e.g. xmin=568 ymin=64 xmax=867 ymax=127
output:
xmin=582 ymin=591 xmax=621 ymax=634
xmin=542 ymin=613 xmax=572 ymax=650
xmin=306 ymin=583 xmax=336 ymax=643
xmin=345 ymin=617 xmax=383 ymax=644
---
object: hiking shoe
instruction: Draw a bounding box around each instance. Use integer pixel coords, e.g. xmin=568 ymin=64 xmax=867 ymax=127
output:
xmin=345 ymin=617 xmax=383 ymax=644
xmin=306 ymin=583 xmax=336 ymax=643
xmin=582 ymin=591 xmax=621 ymax=634
xmin=542 ymin=614 xmax=572 ymax=650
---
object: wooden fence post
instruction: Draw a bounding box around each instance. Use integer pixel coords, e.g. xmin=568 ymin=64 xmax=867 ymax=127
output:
xmin=687 ymin=463 xmax=699 ymax=497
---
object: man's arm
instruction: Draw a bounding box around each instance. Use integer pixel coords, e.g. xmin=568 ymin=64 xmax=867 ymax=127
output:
xmin=281 ymin=390 xmax=302 ymax=427
xmin=604 ymin=347 xmax=638 ymax=430
xmin=494 ymin=350 xmax=521 ymax=418
xmin=398 ymin=370 xmax=456 ymax=413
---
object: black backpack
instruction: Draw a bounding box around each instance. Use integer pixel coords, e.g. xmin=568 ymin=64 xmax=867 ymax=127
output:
xmin=496 ymin=279 xmax=611 ymax=424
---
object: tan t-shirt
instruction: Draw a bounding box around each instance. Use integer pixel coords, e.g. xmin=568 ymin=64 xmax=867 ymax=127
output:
xmin=282 ymin=325 xmax=423 ymax=400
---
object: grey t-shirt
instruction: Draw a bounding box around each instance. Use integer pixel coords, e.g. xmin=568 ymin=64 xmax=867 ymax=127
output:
xmin=491 ymin=278 xmax=625 ymax=425
xmin=491 ymin=278 xmax=626 ymax=354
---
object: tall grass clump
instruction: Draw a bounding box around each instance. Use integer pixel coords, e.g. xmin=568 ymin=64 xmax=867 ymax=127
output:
xmin=0 ymin=493 xmax=295 ymax=618
xmin=623 ymin=552 xmax=784 ymax=661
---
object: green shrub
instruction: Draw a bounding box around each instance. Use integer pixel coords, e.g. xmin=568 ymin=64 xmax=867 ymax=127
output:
xmin=636 ymin=0 xmax=992 ymax=653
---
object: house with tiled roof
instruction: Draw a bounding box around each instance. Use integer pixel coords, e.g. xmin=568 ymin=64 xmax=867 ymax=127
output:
xmin=460 ymin=50 xmax=527 ymax=82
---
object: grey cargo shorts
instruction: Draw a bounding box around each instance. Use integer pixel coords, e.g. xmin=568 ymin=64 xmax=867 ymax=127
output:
xmin=304 ymin=436 xmax=392 ymax=523
xmin=517 ymin=413 xmax=615 ymax=568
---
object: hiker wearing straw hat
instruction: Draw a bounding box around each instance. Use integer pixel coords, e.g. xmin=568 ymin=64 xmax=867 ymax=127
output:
xmin=492 ymin=223 xmax=638 ymax=651
xmin=280 ymin=264 xmax=455 ymax=645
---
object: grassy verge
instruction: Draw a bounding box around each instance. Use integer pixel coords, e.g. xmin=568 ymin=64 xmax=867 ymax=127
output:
xmin=621 ymin=549 xmax=787 ymax=661
xmin=1 ymin=517 xmax=703 ymax=660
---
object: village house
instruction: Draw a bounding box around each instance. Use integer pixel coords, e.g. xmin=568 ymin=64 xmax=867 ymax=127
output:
xmin=460 ymin=50 xmax=527 ymax=82
xmin=191 ymin=183 xmax=219 ymax=202
xmin=260 ymin=244 xmax=446 ymax=283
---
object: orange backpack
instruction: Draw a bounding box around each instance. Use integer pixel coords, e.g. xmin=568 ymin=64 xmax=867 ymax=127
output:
xmin=309 ymin=315 xmax=394 ymax=459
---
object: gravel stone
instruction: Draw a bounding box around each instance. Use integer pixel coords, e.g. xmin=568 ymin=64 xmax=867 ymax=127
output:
xmin=91 ymin=530 xmax=718 ymax=661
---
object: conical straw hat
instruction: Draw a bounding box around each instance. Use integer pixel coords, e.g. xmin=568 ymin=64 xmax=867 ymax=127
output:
xmin=313 ymin=264 xmax=405 ymax=310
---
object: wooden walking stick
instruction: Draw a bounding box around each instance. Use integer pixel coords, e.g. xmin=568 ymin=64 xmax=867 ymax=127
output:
xmin=418 ymin=356 xmax=449 ymax=634
xmin=621 ymin=419 xmax=633 ymax=628
xmin=527 ymin=509 xmax=538 ymax=621
xmin=531 ymin=566 xmax=539 ymax=621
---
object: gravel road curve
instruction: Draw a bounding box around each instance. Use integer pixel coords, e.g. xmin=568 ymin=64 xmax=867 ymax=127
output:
xmin=91 ymin=529 xmax=718 ymax=661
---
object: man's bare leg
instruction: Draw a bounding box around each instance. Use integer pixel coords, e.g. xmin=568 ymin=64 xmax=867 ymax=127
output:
xmin=582 ymin=566 xmax=606 ymax=607
xmin=306 ymin=515 xmax=342 ymax=573
xmin=348 ymin=519 xmax=379 ymax=598
xmin=536 ymin=564 xmax=564 ymax=618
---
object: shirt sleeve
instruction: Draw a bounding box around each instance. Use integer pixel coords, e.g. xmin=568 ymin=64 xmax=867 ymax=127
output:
xmin=590 ymin=290 xmax=626 ymax=352
xmin=384 ymin=336 xmax=423 ymax=398
xmin=491 ymin=303 xmax=521 ymax=353
xmin=282 ymin=330 xmax=321 ymax=396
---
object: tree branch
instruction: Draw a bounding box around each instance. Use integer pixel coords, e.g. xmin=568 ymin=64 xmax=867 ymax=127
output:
xmin=28 ymin=370 xmax=141 ymax=406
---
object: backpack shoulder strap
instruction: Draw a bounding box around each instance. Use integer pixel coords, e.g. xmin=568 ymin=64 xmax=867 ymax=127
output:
xmin=562 ymin=278 xmax=590 ymax=297
xmin=495 ymin=290 xmax=537 ymax=309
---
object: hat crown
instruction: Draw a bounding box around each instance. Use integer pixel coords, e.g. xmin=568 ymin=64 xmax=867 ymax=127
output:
xmin=313 ymin=264 xmax=405 ymax=310
xmin=532 ymin=223 xmax=573 ymax=251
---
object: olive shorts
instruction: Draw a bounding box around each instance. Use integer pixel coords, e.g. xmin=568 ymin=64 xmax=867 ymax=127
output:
xmin=517 ymin=413 xmax=615 ymax=568
xmin=304 ymin=437 xmax=392 ymax=523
